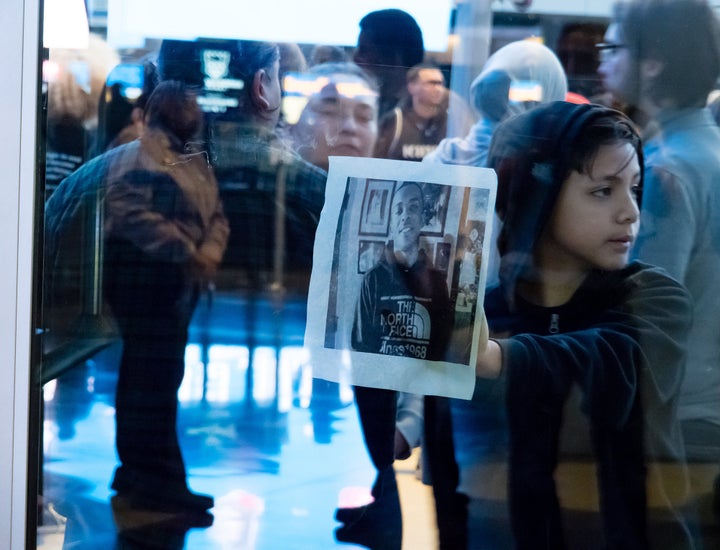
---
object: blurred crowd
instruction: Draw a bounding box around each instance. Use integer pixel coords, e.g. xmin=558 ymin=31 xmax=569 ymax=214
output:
xmin=41 ymin=2 xmax=720 ymax=549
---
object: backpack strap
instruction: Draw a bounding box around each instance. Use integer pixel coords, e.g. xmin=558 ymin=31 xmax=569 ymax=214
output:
xmin=388 ymin=107 xmax=403 ymax=157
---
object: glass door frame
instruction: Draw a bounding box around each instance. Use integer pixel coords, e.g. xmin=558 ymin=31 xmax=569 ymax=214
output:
xmin=0 ymin=0 xmax=41 ymax=548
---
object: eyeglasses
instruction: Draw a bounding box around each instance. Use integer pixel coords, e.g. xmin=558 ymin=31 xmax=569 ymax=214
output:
xmin=596 ymin=42 xmax=627 ymax=61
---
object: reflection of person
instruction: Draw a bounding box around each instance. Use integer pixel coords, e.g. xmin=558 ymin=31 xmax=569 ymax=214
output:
xmin=288 ymin=62 xmax=379 ymax=172
xmin=158 ymin=38 xmax=328 ymax=294
xmin=477 ymin=102 xmax=693 ymax=548
xmin=46 ymin=81 xmax=229 ymax=522
xmin=424 ymin=40 xmax=567 ymax=168
xmin=373 ymin=64 xmax=448 ymax=161
xmin=599 ymin=3 xmax=720 ymax=515
xmin=424 ymin=40 xmax=568 ymax=290
xmin=418 ymin=40 xmax=569 ymax=547
xmin=337 ymin=182 xmax=455 ymax=549
xmin=103 ymin=81 xmax=229 ymax=521
xmin=353 ymin=9 xmax=425 ymax=118
xmin=286 ymin=60 xmax=380 ymax=448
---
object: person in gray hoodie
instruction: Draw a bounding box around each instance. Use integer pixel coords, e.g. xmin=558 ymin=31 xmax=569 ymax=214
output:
xmin=424 ymin=39 xmax=568 ymax=288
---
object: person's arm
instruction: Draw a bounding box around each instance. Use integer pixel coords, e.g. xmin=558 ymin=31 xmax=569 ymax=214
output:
xmin=476 ymin=267 xmax=691 ymax=429
xmin=395 ymin=392 xmax=424 ymax=460
xmin=193 ymin=193 xmax=230 ymax=276
xmin=45 ymin=146 xmax=123 ymax=261
xmin=475 ymin=339 xmax=503 ymax=379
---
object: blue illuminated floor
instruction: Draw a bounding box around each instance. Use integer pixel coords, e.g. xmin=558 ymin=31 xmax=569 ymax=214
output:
xmin=37 ymin=291 xmax=720 ymax=549
xmin=39 ymin=332 xmax=442 ymax=550
xmin=38 ymin=290 xmax=442 ymax=549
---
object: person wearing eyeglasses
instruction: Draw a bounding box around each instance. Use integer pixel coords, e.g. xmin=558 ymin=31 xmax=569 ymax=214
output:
xmin=595 ymin=33 xmax=649 ymax=128
xmin=600 ymin=0 xmax=720 ymax=545
xmin=372 ymin=63 xmax=449 ymax=162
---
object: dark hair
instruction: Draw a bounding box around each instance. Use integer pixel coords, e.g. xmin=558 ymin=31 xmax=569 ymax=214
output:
xmin=394 ymin=180 xmax=424 ymax=200
xmin=615 ymin=0 xmax=720 ymax=107
xmin=358 ymin=9 xmax=424 ymax=68
xmin=143 ymin=80 xmax=202 ymax=148
xmin=488 ymin=102 xmax=642 ymax=262
xmin=565 ymin=111 xmax=642 ymax=186
xmin=157 ymin=38 xmax=279 ymax=116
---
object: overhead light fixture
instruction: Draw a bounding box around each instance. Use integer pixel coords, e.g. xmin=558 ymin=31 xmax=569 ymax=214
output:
xmin=43 ymin=0 xmax=90 ymax=49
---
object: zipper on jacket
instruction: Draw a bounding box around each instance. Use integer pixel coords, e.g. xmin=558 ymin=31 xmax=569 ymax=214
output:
xmin=549 ymin=313 xmax=560 ymax=334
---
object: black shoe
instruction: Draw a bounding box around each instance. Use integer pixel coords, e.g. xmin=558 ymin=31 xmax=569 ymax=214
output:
xmin=114 ymin=487 xmax=214 ymax=514
xmin=436 ymin=492 xmax=470 ymax=550
xmin=334 ymin=495 xmax=401 ymax=550
xmin=111 ymin=494 xmax=214 ymax=535
xmin=335 ymin=503 xmax=368 ymax=524
xmin=114 ymin=510 xmax=212 ymax=549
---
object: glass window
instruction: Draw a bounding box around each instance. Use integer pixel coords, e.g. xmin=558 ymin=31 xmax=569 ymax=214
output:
xmin=28 ymin=1 xmax=720 ymax=549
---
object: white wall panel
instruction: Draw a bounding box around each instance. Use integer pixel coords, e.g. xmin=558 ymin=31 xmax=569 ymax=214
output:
xmin=0 ymin=0 xmax=41 ymax=548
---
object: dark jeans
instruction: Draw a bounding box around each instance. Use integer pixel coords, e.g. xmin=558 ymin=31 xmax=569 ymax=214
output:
xmin=105 ymin=241 xmax=199 ymax=496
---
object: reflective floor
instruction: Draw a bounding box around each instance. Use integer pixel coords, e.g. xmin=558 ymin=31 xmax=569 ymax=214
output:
xmin=37 ymin=292 xmax=720 ymax=549
xmin=37 ymin=291 xmax=439 ymax=550
xmin=39 ymin=345 xmax=443 ymax=550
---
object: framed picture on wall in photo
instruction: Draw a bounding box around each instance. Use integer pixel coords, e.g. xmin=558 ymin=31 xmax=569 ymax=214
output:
xmin=420 ymin=182 xmax=451 ymax=237
xmin=435 ymin=242 xmax=451 ymax=272
xmin=358 ymin=178 xmax=395 ymax=236
xmin=358 ymin=240 xmax=385 ymax=274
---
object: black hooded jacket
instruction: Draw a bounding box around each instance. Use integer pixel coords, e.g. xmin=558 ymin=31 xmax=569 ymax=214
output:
xmin=483 ymin=102 xmax=694 ymax=548
xmin=484 ymin=101 xmax=689 ymax=459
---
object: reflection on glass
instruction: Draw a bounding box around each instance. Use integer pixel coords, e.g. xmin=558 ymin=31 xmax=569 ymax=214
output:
xmin=29 ymin=0 xmax=720 ymax=548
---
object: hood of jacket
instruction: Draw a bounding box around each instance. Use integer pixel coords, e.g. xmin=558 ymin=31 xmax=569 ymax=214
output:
xmin=425 ymin=40 xmax=568 ymax=166
xmin=486 ymin=101 xmax=642 ymax=303
xmin=469 ymin=40 xmax=568 ymax=122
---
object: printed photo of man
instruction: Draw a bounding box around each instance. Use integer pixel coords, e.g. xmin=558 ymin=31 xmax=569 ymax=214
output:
xmin=351 ymin=181 xmax=454 ymax=361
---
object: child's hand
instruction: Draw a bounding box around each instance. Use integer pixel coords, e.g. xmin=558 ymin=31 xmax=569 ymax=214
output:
xmin=475 ymin=340 xmax=502 ymax=379
xmin=478 ymin=311 xmax=489 ymax=352
xmin=475 ymin=310 xmax=502 ymax=379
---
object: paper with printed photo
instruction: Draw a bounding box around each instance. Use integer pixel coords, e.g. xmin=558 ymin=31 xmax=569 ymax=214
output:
xmin=304 ymin=156 xmax=497 ymax=399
